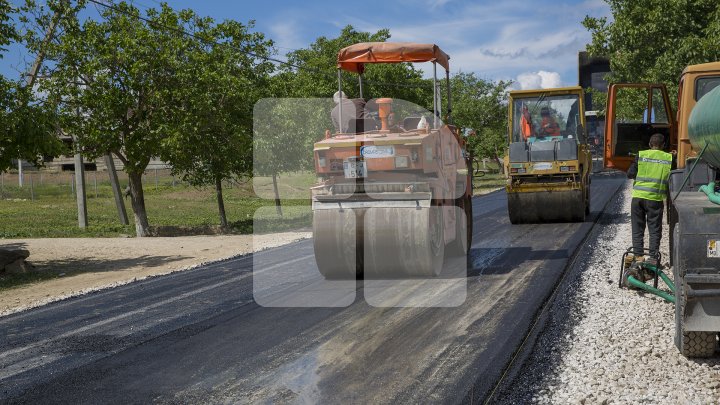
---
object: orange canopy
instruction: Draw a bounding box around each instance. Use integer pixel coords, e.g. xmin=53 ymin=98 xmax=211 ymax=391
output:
xmin=337 ymin=42 xmax=450 ymax=74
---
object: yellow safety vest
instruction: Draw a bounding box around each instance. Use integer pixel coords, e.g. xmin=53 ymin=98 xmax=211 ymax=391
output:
xmin=632 ymin=149 xmax=672 ymax=201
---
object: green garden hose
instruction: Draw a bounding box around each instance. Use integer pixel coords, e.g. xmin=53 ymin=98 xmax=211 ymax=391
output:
xmin=626 ymin=275 xmax=676 ymax=303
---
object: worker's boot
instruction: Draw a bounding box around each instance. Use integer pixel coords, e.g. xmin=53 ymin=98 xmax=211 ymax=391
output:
xmin=624 ymin=254 xmax=635 ymax=270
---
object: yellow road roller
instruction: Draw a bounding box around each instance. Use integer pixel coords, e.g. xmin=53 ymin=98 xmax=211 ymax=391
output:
xmin=504 ymin=86 xmax=592 ymax=224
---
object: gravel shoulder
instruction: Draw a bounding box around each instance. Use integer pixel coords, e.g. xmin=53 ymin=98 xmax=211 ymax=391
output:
xmin=0 ymin=231 xmax=310 ymax=316
xmin=497 ymin=181 xmax=720 ymax=404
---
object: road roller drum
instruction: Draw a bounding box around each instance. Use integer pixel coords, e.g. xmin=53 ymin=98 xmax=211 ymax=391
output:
xmin=313 ymin=209 xmax=361 ymax=279
xmin=507 ymin=189 xmax=585 ymax=224
xmin=363 ymin=207 xmax=445 ymax=278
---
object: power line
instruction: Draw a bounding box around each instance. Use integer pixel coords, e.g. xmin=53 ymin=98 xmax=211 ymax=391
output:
xmin=33 ymin=0 xmax=432 ymax=94
xmin=80 ymin=1 xmax=440 ymax=92
xmin=86 ymin=0 xmax=337 ymax=80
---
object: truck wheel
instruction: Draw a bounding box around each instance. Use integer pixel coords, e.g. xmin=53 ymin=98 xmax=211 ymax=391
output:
xmin=676 ymin=283 xmax=717 ymax=357
xmin=680 ymin=332 xmax=716 ymax=358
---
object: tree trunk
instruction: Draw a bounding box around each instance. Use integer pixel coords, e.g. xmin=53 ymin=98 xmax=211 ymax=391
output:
xmin=128 ymin=171 xmax=151 ymax=237
xmin=272 ymin=173 xmax=283 ymax=217
xmin=215 ymin=176 xmax=228 ymax=229
xmin=494 ymin=153 xmax=505 ymax=175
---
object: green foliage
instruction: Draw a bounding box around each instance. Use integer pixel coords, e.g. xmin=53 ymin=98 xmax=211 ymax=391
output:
xmin=253 ymin=98 xmax=332 ymax=177
xmin=2 ymin=3 xmax=513 ymax=239
xmin=280 ymin=25 xmax=432 ymax=107
xmin=27 ymin=1 xmax=275 ymax=232
xmin=449 ymin=72 xmax=510 ymax=160
xmin=0 ymin=87 xmax=65 ymax=171
xmin=583 ymin=0 xmax=720 ymax=106
xmin=33 ymin=2 xmax=186 ymax=172
xmin=0 ymin=1 xmax=63 ymax=172
xmin=0 ymin=0 xmax=15 ymax=52
xmin=161 ymin=15 xmax=274 ymax=189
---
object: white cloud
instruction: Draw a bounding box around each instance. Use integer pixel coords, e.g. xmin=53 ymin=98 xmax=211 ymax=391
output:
xmin=268 ymin=20 xmax=304 ymax=52
xmin=258 ymin=0 xmax=612 ymax=85
xmin=342 ymin=0 xmax=608 ymax=84
xmin=427 ymin=0 xmax=453 ymax=9
xmin=515 ymin=71 xmax=563 ymax=90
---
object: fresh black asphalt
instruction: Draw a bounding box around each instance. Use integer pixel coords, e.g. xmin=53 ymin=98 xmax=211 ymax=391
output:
xmin=0 ymin=174 xmax=626 ymax=404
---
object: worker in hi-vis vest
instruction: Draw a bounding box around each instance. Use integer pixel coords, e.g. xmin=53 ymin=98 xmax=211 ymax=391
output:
xmin=627 ymin=133 xmax=674 ymax=264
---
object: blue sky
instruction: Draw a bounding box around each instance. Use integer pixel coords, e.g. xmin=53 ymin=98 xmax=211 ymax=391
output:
xmin=3 ymin=0 xmax=611 ymax=89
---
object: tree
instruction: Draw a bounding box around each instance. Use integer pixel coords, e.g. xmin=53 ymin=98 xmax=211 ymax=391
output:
xmin=449 ymin=72 xmax=510 ymax=169
xmin=252 ymin=94 xmax=331 ymax=216
xmin=583 ymin=0 xmax=720 ymax=105
xmin=163 ymin=16 xmax=273 ymax=228
xmin=283 ymin=25 xmax=432 ymax=106
xmin=30 ymin=1 xmax=204 ymax=236
xmin=0 ymin=0 xmax=13 ymax=52
xmin=0 ymin=0 xmax=62 ymax=172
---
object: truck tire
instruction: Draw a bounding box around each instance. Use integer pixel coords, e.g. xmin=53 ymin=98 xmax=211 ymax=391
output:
xmin=680 ymin=331 xmax=716 ymax=358
xmin=675 ymin=284 xmax=717 ymax=357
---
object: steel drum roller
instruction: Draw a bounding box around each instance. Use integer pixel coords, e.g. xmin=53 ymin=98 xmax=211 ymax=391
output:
xmin=313 ymin=209 xmax=360 ymax=278
xmin=363 ymin=207 xmax=444 ymax=277
xmin=507 ymin=189 xmax=585 ymax=224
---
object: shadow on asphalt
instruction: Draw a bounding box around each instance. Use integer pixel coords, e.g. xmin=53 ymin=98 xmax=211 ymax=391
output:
xmin=32 ymin=254 xmax=192 ymax=274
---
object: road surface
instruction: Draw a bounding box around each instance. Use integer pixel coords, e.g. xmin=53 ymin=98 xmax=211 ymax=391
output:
xmin=0 ymin=174 xmax=626 ymax=404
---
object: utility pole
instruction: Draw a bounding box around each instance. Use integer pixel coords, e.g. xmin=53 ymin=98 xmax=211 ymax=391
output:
xmin=105 ymin=154 xmax=129 ymax=225
xmin=74 ymin=149 xmax=88 ymax=228
xmin=73 ymin=104 xmax=88 ymax=228
xmin=34 ymin=2 xmax=88 ymax=229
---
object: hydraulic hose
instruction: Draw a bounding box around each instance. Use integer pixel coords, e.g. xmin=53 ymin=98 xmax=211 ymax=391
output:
xmin=657 ymin=270 xmax=676 ymax=292
xmin=699 ymin=182 xmax=720 ymax=205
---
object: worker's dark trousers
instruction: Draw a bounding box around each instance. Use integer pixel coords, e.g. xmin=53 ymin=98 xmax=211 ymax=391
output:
xmin=631 ymin=197 xmax=664 ymax=257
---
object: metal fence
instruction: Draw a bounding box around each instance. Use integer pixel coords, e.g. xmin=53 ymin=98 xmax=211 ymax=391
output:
xmin=0 ymin=168 xmax=183 ymax=201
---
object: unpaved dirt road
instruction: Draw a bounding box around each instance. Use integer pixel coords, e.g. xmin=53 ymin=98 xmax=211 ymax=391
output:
xmin=0 ymin=232 xmax=310 ymax=316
